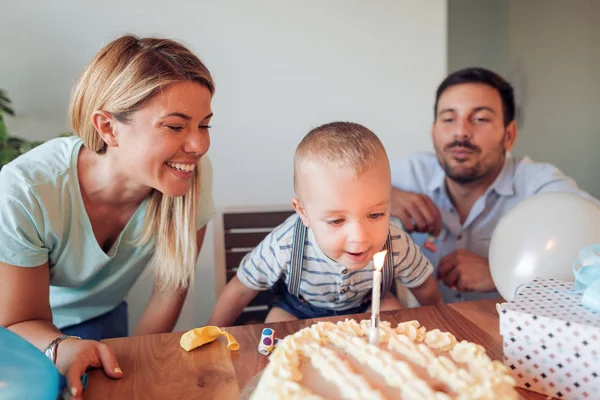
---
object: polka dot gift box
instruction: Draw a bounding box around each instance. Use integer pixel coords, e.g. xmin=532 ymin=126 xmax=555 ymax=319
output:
xmin=499 ymin=278 xmax=600 ymax=399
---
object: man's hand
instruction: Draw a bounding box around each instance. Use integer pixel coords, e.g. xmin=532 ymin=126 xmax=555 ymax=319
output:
xmin=437 ymin=249 xmax=496 ymax=293
xmin=391 ymin=188 xmax=442 ymax=236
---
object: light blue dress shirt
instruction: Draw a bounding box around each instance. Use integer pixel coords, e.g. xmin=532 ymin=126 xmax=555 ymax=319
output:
xmin=390 ymin=152 xmax=598 ymax=303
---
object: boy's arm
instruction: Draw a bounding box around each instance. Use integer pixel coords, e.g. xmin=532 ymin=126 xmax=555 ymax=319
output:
xmin=207 ymin=276 xmax=259 ymax=327
xmin=409 ymin=275 xmax=443 ymax=306
xmin=393 ymin=228 xmax=440 ymax=304
xmin=208 ymin=218 xmax=292 ymax=327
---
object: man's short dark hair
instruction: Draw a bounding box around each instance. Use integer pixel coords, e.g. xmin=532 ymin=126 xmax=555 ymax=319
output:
xmin=434 ymin=67 xmax=515 ymax=127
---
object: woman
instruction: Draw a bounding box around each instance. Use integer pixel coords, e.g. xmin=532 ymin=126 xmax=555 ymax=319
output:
xmin=0 ymin=35 xmax=215 ymax=398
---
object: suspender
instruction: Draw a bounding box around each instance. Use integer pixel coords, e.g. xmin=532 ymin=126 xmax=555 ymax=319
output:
xmin=288 ymin=216 xmax=395 ymax=299
xmin=287 ymin=217 xmax=307 ymax=297
xmin=381 ymin=234 xmax=395 ymax=297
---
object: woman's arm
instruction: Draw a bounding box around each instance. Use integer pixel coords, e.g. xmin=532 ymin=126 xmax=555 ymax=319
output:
xmin=132 ymin=284 xmax=188 ymax=336
xmin=133 ymin=226 xmax=208 ymax=335
xmin=0 ymin=261 xmax=122 ymax=399
xmin=1 ymin=262 xmax=59 ymax=347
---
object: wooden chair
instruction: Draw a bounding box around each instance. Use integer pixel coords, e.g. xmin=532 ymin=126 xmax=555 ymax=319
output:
xmin=222 ymin=209 xmax=295 ymax=325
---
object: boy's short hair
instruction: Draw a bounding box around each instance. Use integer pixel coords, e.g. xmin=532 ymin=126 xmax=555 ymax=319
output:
xmin=294 ymin=121 xmax=388 ymax=192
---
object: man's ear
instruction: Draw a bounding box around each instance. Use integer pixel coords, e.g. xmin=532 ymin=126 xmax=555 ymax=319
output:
xmin=504 ymin=120 xmax=518 ymax=151
xmin=92 ymin=110 xmax=119 ymax=148
xmin=291 ymin=197 xmax=310 ymax=227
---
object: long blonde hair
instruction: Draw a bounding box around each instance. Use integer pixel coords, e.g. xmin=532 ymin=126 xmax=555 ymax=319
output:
xmin=69 ymin=34 xmax=215 ymax=290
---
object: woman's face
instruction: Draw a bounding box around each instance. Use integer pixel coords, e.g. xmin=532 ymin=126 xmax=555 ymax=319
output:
xmin=112 ymin=81 xmax=213 ymax=197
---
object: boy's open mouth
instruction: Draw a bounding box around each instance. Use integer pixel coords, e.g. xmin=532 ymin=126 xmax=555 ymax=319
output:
xmin=346 ymin=251 xmax=368 ymax=257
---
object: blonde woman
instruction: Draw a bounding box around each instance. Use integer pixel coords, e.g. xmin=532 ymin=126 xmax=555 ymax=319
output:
xmin=0 ymin=35 xmax=215 ymax=398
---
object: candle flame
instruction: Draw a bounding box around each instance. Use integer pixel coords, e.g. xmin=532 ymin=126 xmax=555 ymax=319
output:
xmin=373 ymin=250 xmax=387 ymax=271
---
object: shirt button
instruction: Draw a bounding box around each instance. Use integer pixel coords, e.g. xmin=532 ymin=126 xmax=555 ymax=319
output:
xmin=341 ymin=268 xmax=348 ymax=274
xmin=340 ymin=287 xmax=348 ymax=294
xmin=457 ymin=234 xmax=463 ymax=240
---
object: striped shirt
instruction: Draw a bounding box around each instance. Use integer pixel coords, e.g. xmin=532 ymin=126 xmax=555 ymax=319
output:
xmin=236 ymin=215 xmax=433 ymax=311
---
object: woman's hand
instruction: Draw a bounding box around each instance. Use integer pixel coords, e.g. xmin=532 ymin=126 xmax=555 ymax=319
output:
xmin=56 ymin=338 xmax=123 ymax=399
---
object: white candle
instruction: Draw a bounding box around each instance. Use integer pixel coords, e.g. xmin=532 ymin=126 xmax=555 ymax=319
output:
xmin=371 ymin=268 xmax=382 ymax=319
xmin=369 ymin=250 xmax=387 ymax=345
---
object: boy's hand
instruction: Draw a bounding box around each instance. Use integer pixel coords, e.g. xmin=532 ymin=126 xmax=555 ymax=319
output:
xmin=409 ymin=275 xmax=443 ymax=305
xmin=437 ymin=249 xmax=496 ymax=293
xmin=391 ymin=188 xmax=442 ymax=236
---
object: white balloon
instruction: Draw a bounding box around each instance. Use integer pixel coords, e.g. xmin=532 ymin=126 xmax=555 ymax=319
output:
xmin=489 ymin=192 xmax=600 ymax=301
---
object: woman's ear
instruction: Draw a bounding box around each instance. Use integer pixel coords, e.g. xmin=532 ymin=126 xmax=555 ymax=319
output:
xmin=292 ymin=197 xmax=310 ymax=227
xmin=92 ymin=110 xmax=119 ymax=148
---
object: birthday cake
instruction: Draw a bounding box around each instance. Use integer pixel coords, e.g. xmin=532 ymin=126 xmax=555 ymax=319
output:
xmin=250 ymin=319 xmax=517 ymax=400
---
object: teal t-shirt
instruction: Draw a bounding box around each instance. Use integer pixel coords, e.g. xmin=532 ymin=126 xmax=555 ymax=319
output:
xmin=0 ymin=136 xmax=216 ymax=328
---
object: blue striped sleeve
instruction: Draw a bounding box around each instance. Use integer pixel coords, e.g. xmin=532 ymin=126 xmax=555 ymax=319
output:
xmin=236 ymin=227 xmax=291 ymax=291
xmin=391 ymin=227 xmax=433 ymax=288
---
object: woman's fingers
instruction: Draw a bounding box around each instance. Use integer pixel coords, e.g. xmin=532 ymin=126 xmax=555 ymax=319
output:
xmin=58 ymin=340 xmax=123 ymax=399
xmin=96 ymin=342 xmax=124 ymax=378
xmin=64 ymin=359 xmax=87 ymax=400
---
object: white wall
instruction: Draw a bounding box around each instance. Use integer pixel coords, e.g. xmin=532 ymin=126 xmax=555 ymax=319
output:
xmin=447 ymin=0 xmax=508 ymax=76
xmin=0 ymin=1 xmax=447 ymax=331
xmin=447 ymin=0 xmax=600 ymax=198
xmin=508 ymin=0 xmax=600 ymax=199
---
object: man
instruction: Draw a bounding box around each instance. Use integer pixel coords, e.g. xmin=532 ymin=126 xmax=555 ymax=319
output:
xmin=390 ymin=67 xmax=597 ymax=303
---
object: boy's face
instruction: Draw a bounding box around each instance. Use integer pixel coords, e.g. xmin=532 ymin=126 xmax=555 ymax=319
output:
xmin=293 ymin=158 xmax=391 ymax=270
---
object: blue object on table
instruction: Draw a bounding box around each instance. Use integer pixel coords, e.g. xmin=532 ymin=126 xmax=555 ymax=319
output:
xmin=0 ymin=327 xmax=88 ymax=400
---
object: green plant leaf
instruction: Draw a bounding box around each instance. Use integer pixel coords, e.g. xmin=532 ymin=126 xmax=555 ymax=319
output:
xmin=0 ymin=146 xmax=18 ymax=166
xmin=0 ymin=114 xmax=8 ymax=144
xmin=0 ymin=90 xmax=15 ymax=116
xmin=0 ymin=90 xmax=10 ymax=103
xmin=0 ymin=104 xmax=15 ymax=116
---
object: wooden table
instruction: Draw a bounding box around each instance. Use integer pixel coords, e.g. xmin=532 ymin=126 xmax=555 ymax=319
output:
xmin=86 ymin=299 xmax=547 ymax=399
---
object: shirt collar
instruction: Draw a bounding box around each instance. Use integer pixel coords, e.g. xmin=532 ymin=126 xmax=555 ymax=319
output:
xmin=426 ymin=152 xmax=516 ymax=197
xmin=427 ymin=163 xmax=447 ymax=193
xmin=489 ymin=152 xmax=515 ymax=197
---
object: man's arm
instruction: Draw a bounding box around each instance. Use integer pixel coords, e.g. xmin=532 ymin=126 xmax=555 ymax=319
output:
xmin=535 ymin=177 xmax=600 ymax=207
xmin=522 ymin=158 xmax=600 ymax=206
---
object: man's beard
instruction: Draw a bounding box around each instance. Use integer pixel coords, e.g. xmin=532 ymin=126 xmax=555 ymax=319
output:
xmin=435 ymin=139 xmax=505 ymax=184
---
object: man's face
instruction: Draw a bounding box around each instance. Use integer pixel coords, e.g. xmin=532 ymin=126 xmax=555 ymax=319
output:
xmin=432 ymin=83 xmax=516 ymax=184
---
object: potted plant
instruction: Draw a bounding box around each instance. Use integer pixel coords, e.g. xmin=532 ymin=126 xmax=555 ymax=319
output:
xmin=0 ymin=89 xmax=45 ymax=170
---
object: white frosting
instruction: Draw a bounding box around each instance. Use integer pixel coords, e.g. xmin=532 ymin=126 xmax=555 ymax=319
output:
xmin=250 ymin=319 xmax=518 ymax=400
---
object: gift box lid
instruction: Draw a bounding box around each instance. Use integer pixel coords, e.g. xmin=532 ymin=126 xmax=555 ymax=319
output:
xmin=499 ymin=278 xmax=600 ymax=338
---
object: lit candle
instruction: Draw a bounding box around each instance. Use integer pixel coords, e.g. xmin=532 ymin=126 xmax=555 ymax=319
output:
xmin=369 ymin=250 xmax=387 ymax=345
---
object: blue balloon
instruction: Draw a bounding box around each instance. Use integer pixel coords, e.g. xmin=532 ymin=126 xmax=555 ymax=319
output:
xmin=0 ymin=327 xmax=60 ymax=400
